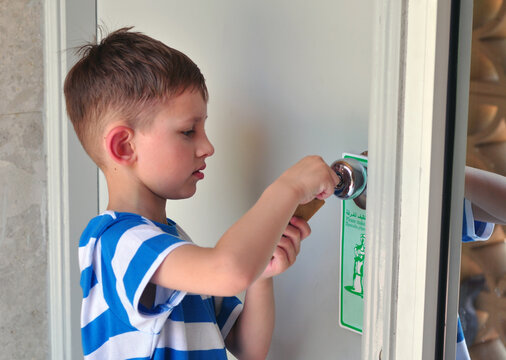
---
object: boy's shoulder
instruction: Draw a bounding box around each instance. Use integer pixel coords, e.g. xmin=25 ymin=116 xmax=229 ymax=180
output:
xmin=79 ymin=211 xmax=145 ymax=246
xmin=79 ymin=211 xmax=189 ymax=250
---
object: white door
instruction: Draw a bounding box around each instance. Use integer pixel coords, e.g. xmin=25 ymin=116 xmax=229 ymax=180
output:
xmin=46 ymin=1 xmax=471 ymax=359
xmin=97 ymin=2 xmax=371 ymax=359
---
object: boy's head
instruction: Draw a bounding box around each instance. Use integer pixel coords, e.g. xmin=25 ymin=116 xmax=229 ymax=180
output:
xmin=64 ymin=27 xmax=208 ymax=167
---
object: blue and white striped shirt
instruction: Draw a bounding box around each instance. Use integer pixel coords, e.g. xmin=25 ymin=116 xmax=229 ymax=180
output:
xmin=79 ymin=211 xmax=243 ymax=359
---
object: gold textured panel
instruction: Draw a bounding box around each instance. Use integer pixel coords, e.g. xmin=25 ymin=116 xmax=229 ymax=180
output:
xmin=463 ymin=1 xmax=506 ymax=357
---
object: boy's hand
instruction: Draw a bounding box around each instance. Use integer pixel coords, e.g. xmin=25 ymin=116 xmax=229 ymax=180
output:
xmin=277 ymin=156 xmax=339 ymax=205
xmin=260 ymin=216 xmax=311 ymax=278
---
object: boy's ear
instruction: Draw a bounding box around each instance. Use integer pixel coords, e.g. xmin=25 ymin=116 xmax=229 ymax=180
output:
xmin=105 ymin=126 xmax=136 ymax=165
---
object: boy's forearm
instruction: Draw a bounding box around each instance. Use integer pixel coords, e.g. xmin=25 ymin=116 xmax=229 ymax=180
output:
xmin=216 ymin=182 xmax=301 ymax=286
xmin=226 ymin=278 xmax=275 ymax=359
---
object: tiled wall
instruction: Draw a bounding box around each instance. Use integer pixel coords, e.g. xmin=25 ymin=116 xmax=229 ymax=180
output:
xmin=0 ymin=0 xmax=48 ymax=358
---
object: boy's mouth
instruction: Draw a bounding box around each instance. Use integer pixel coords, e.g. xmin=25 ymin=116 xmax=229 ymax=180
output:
xmin=192 ymin=164 xmax=206 ymax=179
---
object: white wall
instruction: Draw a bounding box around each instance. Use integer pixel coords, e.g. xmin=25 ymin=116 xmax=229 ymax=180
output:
xmin=98 ymin=1 xmax=373 ymax=358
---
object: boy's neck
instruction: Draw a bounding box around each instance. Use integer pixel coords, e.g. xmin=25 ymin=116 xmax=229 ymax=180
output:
xmin=107 ymin=198 xmax=168 ymax=224
xmin=105 ymin=173 xmax=168 ymax=224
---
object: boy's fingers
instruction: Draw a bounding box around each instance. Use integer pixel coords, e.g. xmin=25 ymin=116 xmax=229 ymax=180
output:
xmin=283 ymin=224 xmax=300 ymax=240
xmin=330 ymin=165 xmax=340 ymax=186
xmin=316 ymin=165 xmax=339 ymax=200
xmin=282 ymin=226 xmax=302 ymax=255
xmin=278 ymin=236 xmax=297 ymax=264
xmin=321 ymin=170 xmax=338 ymax=199
xmin=289 ymin=217 xmax=311 ymax=240
xmin=272 ymin=246 xmax=291 ymax=270
xmin=316 ymin=189 xmax=333 ymax=200
xmin=281 ymin=233 xmax=301 ymax=256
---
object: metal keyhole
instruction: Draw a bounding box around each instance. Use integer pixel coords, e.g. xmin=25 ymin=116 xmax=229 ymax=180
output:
xmin=331 ymin=157 xmax=367 ymax=208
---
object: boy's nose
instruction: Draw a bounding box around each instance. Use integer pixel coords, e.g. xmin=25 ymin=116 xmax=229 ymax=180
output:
xmin=197 ymin=135 xmax=214 ymax=158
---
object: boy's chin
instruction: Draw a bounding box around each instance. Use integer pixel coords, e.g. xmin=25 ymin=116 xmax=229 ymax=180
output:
xmin=167 ymin=187 xmax=197 ymax=200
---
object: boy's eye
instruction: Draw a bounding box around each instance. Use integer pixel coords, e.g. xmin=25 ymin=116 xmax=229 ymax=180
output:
xmin=182 ymin=129 xmax=195 ymax=137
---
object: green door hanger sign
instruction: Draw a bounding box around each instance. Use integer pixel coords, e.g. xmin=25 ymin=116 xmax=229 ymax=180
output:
xmin=339 ymin=153 xmax=367 ymax=333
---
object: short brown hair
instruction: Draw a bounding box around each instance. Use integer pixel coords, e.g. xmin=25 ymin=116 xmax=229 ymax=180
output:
xmin=64 ymin=27 xmax=208 ymax=166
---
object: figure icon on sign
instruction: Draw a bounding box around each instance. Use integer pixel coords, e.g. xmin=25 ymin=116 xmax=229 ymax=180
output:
xmin=345 ymin=233 xmax=365 ymax=298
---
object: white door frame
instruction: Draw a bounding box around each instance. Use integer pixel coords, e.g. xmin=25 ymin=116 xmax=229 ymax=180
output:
xmin=363 ymin=0 xmax=472 ymax=359
xmin=45 ymin=0 xmax=98 ymax=358
xmin=45 ymin=1 xmax=472 ymax=359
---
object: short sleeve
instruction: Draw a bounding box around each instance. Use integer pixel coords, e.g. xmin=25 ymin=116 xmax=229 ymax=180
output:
xmin=214 ymin=296 xmax=243 ymax=339
xmin=462 ymin=198 xmax=495 ymax=242
xmin=100 ymin=216 xmax=193 ymax=331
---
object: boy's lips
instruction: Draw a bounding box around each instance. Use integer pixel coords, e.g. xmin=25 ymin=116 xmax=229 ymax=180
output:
xmin=192 ymin=164 xmax=206 ymax=179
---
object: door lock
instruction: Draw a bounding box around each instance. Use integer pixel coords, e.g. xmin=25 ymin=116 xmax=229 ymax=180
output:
xmin=331 ymin=157 xmax=367 ymax=201
xmin=293 ymin=156 xmax=368 ymax=221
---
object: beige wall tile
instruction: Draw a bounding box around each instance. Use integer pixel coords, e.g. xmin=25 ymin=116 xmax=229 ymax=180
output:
xmin=0 ymin=0 xmax=43 ymax=115
xmin=0 ymin=0 xmax=48 ymax=358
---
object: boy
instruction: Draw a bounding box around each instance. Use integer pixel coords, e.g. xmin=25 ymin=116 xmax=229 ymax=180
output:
xmin=64 ymin=27 xmax=339 ymax=359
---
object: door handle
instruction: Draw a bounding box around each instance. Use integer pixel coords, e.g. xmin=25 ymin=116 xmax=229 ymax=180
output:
xmin=331 ymin=157 xmax=367 ymax=201
xmin=293 ymin=157 xmax=367 ymax=221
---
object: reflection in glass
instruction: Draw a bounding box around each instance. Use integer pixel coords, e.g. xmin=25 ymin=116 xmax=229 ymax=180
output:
xmin=460 ymin=0 xmax=506 ymax=358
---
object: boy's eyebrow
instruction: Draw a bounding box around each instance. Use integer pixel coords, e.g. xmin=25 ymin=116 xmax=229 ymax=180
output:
xmin=181 ymin=115 xmax=208 ymax=124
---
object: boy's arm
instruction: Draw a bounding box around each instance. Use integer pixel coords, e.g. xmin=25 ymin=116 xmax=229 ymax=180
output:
xmin=225 ymin=216 xmax=310 ymax=359
xmin=465 ymin=166 xmax=506 ymax=224
xmin=225 ymin=278 xmax=275 ymax=360
xmin=151 ymin=156 xmax=338 ymax=296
